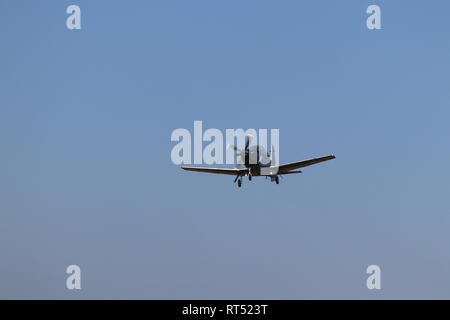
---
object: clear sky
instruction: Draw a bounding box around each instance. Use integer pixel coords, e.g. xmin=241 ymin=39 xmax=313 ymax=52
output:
xmin=1 ymin=0 xmax=450 ymax=299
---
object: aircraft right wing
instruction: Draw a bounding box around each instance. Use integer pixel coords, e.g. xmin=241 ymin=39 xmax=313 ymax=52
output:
xmin=182 ymin=166 xmax=248 ymax=176
xmin=278 ymin=155 xmax=335 ymax=173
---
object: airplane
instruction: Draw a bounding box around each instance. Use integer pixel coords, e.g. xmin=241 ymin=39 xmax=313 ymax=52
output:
xmin=182 ymin=135 xmax=335 ymax=187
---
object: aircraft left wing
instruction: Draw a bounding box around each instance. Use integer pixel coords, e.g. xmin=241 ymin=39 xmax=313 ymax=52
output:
xmin=182 ymin=166 xmax=248 ymax=176
xmin=277 ymin=155 xmax=335 ymax=173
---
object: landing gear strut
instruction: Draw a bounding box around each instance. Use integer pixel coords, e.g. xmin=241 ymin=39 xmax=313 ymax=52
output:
xmin=234 ymin=174 xmax=243 ymax=188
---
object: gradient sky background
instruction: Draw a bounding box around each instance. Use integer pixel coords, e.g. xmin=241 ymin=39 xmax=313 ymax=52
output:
xmin=1 ymin=0 xmax=450 ymax=299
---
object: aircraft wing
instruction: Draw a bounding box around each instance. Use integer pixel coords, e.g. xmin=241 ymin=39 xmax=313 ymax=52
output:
xmin=278 ymin=155 xmax=335 ymax=173
xmin=182 ymin=166 xmax=248 ymax=176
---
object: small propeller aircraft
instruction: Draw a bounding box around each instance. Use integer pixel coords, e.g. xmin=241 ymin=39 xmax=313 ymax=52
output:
xmin=182 ymin=135 xmax=335 ymax=187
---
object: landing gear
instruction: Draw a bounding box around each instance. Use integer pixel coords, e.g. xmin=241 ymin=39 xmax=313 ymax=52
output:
xmin=269 ymin=175 xmax=280 ymax=184
xmin=234 ymin=174 xmax=243 ymax=188
xmin=248 ymin=174 xmax=252 ymax=181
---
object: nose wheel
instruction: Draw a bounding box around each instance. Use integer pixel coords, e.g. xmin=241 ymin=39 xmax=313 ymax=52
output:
xmin=275 ymin=176 xmax=280 ymax=184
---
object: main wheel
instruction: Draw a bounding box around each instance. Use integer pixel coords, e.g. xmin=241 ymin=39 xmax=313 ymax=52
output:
xmin=248 ymin=175 xmax=252 ymax=181
xmin=238 ymin=180 xmax=242 ymax=187
xmin=275 ymin=176 xmax=279 ymax=184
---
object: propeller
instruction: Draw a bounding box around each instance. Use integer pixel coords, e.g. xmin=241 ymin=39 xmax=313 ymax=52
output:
xmin=227 ymin=144 xmax=243 ymax=153
xmin=227 ymin=134 xmax=254 ymax=167
xmin=244 ymin=134 xmax=252 ymax=150
xmin=227 ymin=134 xmax=253 ymax=153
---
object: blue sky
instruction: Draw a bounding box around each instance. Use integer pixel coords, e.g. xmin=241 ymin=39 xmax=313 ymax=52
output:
xmin=1 ymin=0 xmax=450 ymax=299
